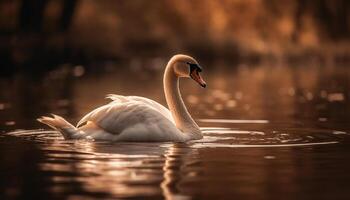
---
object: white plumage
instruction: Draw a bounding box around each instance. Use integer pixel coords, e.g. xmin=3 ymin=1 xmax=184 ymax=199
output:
xmin=38 ymin=54 xmax=206 ymax=142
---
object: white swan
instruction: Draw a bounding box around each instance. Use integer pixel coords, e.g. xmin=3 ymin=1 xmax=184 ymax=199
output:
xmin=37 ymin=54 xmax=207 ymax=142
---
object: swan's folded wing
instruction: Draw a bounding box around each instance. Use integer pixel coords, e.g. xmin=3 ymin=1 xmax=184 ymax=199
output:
xmin=78 ymin=95 xmax=155 ymax=127
xmin=106 ymin=94 xmax=174 ymax=122
xmin=126 ymin=96 xmax=174 ymax=122
xmin=77 ymin=101 xmax=176 ymax=136
xmin=77 ymin=103 xmax=111 ymax=127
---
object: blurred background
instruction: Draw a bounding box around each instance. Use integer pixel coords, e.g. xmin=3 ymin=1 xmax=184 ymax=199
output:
xmin=0 ymin=0 xmax=349 ymax=74
xmin=1 ymin=1 xmax=350 ymax=199
xmin=0 ymin=0 xmax=349 ymax=129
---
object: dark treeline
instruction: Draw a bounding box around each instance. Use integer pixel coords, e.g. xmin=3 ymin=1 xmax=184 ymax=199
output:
xmin=0 ymin=0 xmax=349 ymax=74
xmin=18 ymin=0 xmax=77 ymax=32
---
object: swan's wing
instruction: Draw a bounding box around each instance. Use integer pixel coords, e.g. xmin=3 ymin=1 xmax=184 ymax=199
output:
xmin=77 ymin=101 xmax=177 ymax=137
xmin=106 ymin=94 xmax=174 ymax=122
xmin=125 ymin=96 xmax=174 ymax=122
xmin=77 ymin=103 xmax=111 ymax=127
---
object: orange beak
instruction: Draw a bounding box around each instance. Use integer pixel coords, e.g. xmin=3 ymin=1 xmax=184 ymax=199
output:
xmin=190 ymin=70 xmax=206 ymax=88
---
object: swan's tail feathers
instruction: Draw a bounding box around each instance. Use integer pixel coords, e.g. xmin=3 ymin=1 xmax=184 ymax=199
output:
xmin=37 ymin=114 xmax=78 ymax=139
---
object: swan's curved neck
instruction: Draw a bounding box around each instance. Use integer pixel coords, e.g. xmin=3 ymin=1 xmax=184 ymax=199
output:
xmin=163 ymin=60 xmax=201 ymax=138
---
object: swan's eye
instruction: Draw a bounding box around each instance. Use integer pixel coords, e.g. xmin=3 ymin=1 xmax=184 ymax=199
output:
xmin=187 ymin=62 xmax=202 ymax=74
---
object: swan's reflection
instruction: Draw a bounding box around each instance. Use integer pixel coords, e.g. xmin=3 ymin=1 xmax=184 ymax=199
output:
xmin=39 ymin=140 xmax=198 ymax=199
xmin=161 ymin=143 xmax=196 ymax=200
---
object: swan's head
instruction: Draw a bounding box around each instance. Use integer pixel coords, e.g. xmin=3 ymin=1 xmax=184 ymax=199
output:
xmin=171 ymin=54 xmax=207 ymax=88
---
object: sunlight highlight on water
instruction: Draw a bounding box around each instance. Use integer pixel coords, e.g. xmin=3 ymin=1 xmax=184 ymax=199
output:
xmin=199 ymin=119 xmax=270 ymax=124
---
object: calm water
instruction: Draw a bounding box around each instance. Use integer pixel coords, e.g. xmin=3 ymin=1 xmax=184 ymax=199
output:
xmin=1 ymin=61 xmax=350 ymax=199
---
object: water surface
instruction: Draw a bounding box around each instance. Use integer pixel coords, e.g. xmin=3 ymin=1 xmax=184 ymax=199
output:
xmin=1 ymin=62 xmax=350 ymax=199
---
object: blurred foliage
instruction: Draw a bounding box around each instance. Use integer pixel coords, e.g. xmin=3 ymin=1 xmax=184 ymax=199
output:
xmin=0 ymin=0 xmax=349 ymax=70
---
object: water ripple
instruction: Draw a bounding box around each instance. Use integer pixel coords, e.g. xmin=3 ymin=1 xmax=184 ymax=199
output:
xmin=4 ymin=125 xmax=347 ymax=149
